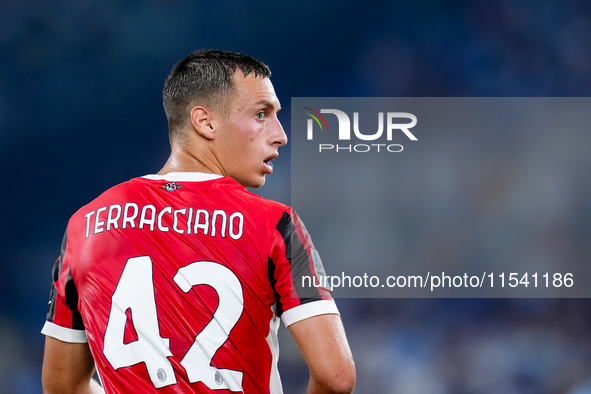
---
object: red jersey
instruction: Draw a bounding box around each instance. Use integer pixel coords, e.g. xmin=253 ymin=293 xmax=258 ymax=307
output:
xmin=42 ymin=172 xmax=337 ymax=394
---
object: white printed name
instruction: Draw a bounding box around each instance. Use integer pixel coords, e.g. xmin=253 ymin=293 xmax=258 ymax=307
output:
xmin=84 ymin=204 xmax=244 ymax=240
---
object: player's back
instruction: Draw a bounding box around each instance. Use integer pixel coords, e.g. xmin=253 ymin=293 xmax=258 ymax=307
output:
xmin=56 ymin=172 xmax=297 ymax=393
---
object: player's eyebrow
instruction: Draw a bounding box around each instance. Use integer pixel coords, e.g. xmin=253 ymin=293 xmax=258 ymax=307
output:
xmin=255 ymin=100 xmax=282 ymax=113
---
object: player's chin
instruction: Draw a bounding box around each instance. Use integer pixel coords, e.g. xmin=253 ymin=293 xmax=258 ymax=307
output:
xmin=242 ymin=174 xmax=266 ymax=189
xmin=251 ymin=175 xmax=266 ymax=188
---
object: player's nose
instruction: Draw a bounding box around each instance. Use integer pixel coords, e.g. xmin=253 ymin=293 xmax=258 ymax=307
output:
xmin=272 ymin=118 xmax=288 ymax=147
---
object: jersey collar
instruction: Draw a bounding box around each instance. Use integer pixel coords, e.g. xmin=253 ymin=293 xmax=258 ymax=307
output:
xmin=142 ymin=172 xmax=224 ymax=182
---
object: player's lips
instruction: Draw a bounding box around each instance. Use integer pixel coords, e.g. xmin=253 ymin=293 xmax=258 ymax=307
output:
xmin=263 ymin=153 xmax=278 ymax=174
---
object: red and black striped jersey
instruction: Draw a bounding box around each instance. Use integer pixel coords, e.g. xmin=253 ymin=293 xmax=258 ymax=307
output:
xmin=42 ymin=172 xmax=337 ymax=394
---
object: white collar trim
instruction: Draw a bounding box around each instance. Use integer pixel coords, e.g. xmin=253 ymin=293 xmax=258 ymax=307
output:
xmin=142 ymin=172 xmax=223 ymax=182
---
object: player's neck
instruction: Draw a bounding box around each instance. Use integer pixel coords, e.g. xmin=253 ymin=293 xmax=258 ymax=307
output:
xmin=158 ymin=145 xmax=222 ymax=177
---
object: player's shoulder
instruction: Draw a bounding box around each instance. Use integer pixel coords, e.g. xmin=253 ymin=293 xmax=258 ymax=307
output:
xmin=224 ymin=180 xmax=296 ymax=227
xmin=238 ymin=186 xmax=291 ymax=212
xmin=70 ymin=177 xmax=143 ymax=214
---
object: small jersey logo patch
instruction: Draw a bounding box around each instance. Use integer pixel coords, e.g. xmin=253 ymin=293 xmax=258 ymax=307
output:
xmin=160 ymin=182 xmax=183 ymax=192
xmin=157 ymin=368 xmax=167 ymax=382
xmin=215 ymin=371 xmax=223 ymax=385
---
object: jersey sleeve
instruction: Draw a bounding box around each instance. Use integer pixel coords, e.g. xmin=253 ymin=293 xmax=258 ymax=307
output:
xmin=41 ymin=230 xmax=88 ymax=343
xmin=268 ymin=210 xmax=339 ymax=327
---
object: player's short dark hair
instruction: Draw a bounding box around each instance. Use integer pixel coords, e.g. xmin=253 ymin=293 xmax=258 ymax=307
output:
xmin=163 ymin=49 xmax=272 ymax=140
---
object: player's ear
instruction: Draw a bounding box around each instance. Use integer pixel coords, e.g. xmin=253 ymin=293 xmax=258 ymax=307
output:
xmin=189 ymin=106 xmax=216 ymax=140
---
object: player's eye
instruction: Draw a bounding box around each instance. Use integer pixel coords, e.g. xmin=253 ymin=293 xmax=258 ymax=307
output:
xmin=255 ymin=112 xmax=265 ymax=120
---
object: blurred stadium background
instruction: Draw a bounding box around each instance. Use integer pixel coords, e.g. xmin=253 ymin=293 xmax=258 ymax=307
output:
xmin=2 ymin=1 xmax=591 ymax=392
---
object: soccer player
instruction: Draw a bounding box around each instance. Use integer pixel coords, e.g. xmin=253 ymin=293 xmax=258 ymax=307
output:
xmin=41 ymin=49 xmax=356 ymax=394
